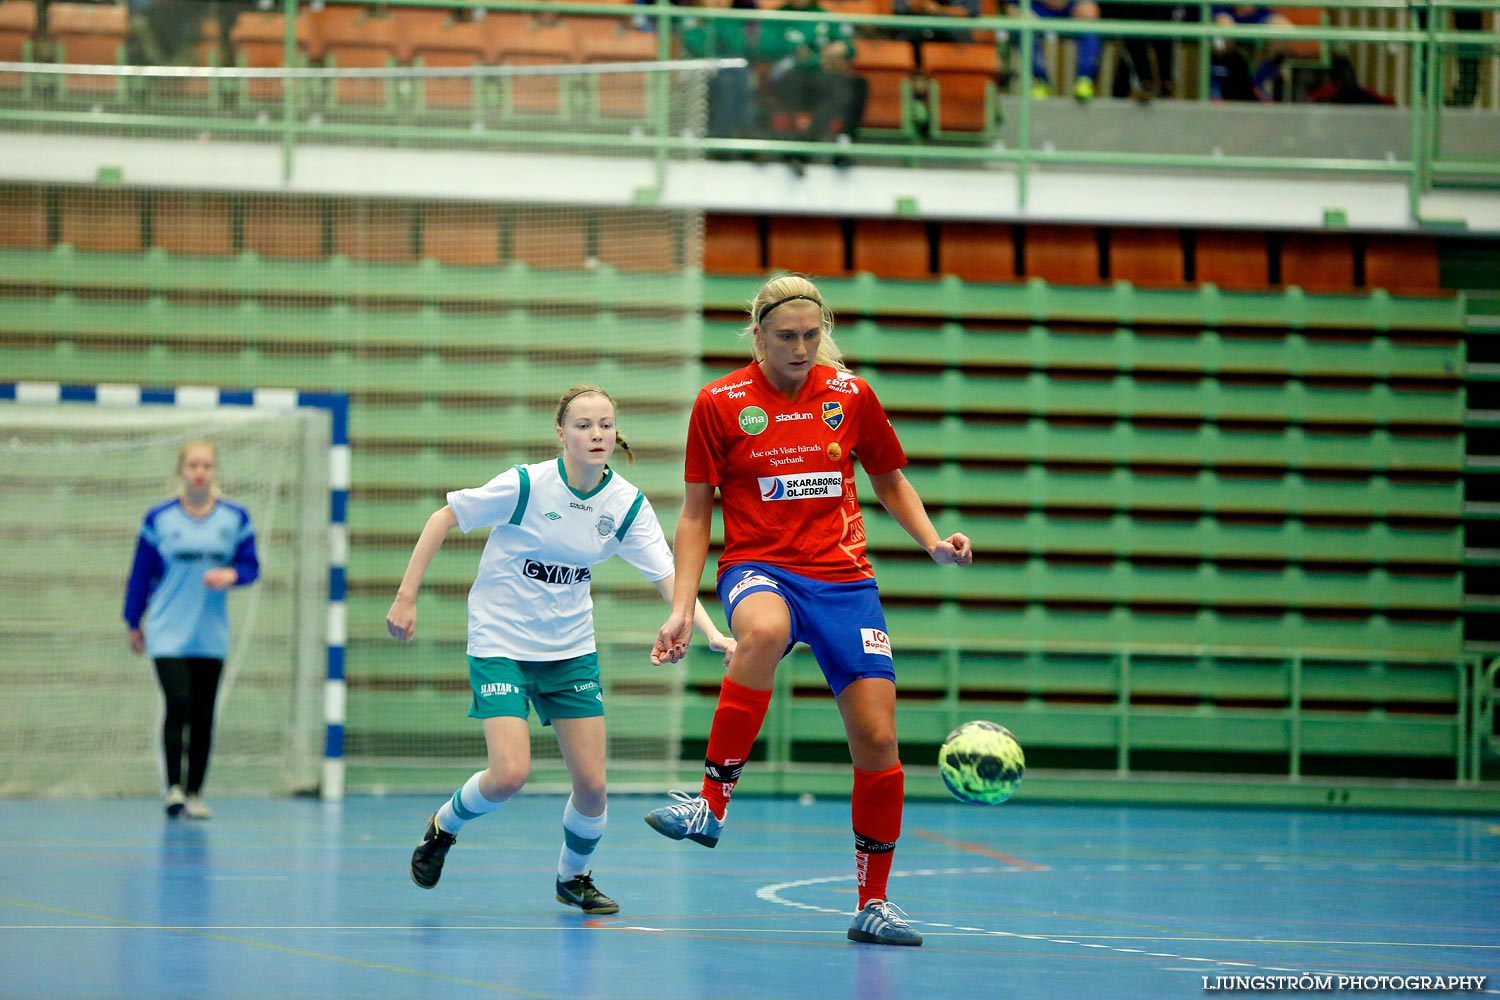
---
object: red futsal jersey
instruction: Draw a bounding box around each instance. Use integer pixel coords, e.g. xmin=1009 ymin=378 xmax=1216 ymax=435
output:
xmin=685 ymin=362 xmax=908 ymax=582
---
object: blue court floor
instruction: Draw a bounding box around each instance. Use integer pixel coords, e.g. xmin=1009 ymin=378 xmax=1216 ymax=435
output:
xmin=1 ymin=793 xmax=1497 ymax=1000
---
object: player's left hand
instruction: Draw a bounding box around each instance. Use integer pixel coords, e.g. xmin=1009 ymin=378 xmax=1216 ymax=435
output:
xmin=203 ymin=568 xmax=238 ymax=590
xmin=930 ymin=532 xmax=973 ymax=566
xmin=651 ymin=613 xmax=695 ymax=666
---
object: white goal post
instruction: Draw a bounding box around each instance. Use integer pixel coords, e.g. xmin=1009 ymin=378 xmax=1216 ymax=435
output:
xmin=0 ymin=382 xmax=347 ymax=801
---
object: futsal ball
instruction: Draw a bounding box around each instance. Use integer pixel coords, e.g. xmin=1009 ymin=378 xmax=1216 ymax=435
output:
xmin=939 ymin=720 xmax=1025 ymax=805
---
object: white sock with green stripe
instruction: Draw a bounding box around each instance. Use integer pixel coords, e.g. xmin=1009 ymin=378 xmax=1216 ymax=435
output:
xmin=557 ymin=796 xmax=607 ymax=879
xmin=435 ymin=771 xmax=503 ymax=834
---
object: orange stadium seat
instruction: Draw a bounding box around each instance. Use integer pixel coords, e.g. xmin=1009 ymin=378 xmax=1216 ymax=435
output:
xmin=1280 ymin=231 xmax=1354 ymax=293
xmin=578 ymin=27 xmax=657 ymax=120
xmin=493 ymin=20 xmax=578 ymax=119
xmin=937 ymin=221 xmax=1015 ymax=283
xmin=919 ymin=41 xmax=999 ymax=138
xmin=1193 ymin=229 xmax=1271 ymax=290
xmin=767 ymin=216 xmax=847 ymax=277
xmin=152 ymin=193 xmax=234 ymax=256
xmin=333 ymin=201 xmax=415 ymax=264
xmin=853 ymin=219 xmax=931 ymax=280
xmin=59 ymin=188 xmax=141 ymax=252
xmin=0 ymin=184 xmax=47 ymax=248
xmin=1110 ymin=227 xmax=1187 ymax=288
xmin=243 ymin=196 xmax=325 ymax=260
xmin=421 ymin=203 xmax=501 ymax=266
xmin=1276 ymin=5 xmax=1326 ymax=62
xmin=317 ymin=9 xmax=399 ymax=108
xmin=1364 ymin=236 xmax=1443 ymax=297
xmin=229 ymin=11 xmax=314 ymax=103
xmin=47 ymin=2 xmax=128 ymax=100
xmin=1024 ymin=225 xmax=1101 ymax=285
xmin=853 ymin=39 xmax=918 ymax=138
xmin=597 ymin=209 xmax=677 ymax=273
xmin=511 ymin=207 xmax=589 ymax=270
xmin=406 ymin=18 xmax=492 ymax=112
xmin=0 ymin=0 xmax=38 ymax=95
xmin=704 ymin=214 xmax=763 ymax=276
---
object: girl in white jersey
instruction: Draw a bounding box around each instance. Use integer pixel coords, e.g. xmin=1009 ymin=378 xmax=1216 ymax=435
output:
xmin=385 ymin=385 xmax=734 ymax=913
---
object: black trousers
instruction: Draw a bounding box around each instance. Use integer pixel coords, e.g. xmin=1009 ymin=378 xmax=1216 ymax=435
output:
xmin=154 ymin=657 xmax=224 ymax=794
xmin=1099 ymin=3 xmax=1189 ymax=98
xmin=1413 ymin=6 xmax=1486 ymax=106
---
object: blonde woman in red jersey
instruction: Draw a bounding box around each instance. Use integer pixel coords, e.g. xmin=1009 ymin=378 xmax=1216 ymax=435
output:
xmin=645 ymin=274 xmax=973 ymax=946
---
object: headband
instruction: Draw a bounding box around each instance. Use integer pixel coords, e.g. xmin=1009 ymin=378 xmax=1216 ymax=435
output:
xmin=756 ymin=294 xmax=822 ymax=325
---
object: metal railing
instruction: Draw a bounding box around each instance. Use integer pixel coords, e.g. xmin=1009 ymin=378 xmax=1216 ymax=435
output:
xmin=0 ymin=0 xmax=1494 ymax=217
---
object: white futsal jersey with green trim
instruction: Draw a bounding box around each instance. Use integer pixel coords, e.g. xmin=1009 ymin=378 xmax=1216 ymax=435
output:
xmin=446 ymin=458 xmax=673 ymax=660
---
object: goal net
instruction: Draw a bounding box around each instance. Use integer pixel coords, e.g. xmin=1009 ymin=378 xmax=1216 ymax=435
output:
xmin=0 ymin=17 xmax=716 ymax=794
xmin=0 ymin=401 xmax=330 ymax=798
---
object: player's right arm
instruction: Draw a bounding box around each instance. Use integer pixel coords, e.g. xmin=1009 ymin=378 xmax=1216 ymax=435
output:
xmin=123 ymin=516 xmax=164 ymax=655
xmin=652 ymin=481 xmax=716 ymax=665
xmin=386 ymin=505 xmax=459 ymax=642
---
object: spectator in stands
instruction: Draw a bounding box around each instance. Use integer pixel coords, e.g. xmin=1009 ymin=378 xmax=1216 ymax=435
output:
xmin=127 ymin=0 xmax=207 ymax=65
xmin=892 ymin=0 xmax=980 ymax=57
xmin=755 ymin=0 xmax=869 ymax=168
xmin=386 ymin=386 xmax=733 ymax=913
xmin=1098 ymin=2 xmax=1189 ymax=101
xmin=641 ymin=272 xmax=974 ymax=948
xmin=1010 ymin=0 xmax=1103 ymax=102
xmin=1305 ymin=51 xmax=1394 ymax=105
xmin=123 ymin=440 xmax=259 ymax=821
xmin=1413 ymin=2 xmax=1487 ymax=108
xmin=680 ymin=0 xmax=759 ymax=150
xmin=1210 ymin=4 xmax=1292 ymax=102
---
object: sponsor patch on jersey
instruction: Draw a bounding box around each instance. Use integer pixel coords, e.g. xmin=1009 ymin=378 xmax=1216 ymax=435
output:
xmin=822 ymin=401 xmax=844 ymax=430
xmin=738 ymin=406 xmax=769 ymax=436
xmin=757 ymin=472 xmax=844 ymax=501
xmin=860 ymin=628 xmax=892 ymax=658
xmin=523 ymin=560 xmax=591 ymax=585
xmin=726 ymin=573 xmax=780 ymax=604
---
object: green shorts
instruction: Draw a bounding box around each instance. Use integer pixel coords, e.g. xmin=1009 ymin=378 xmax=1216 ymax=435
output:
xmin=467 ymin=652 xmax=605 ymax=725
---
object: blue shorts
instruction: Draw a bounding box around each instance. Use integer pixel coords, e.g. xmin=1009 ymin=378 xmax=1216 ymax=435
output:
xmin=717 ymin=562 xmax=895 ymax=697
xmin=1213 ymin=5 xmax=1275 ymax=24
xmin=1032 ymin=1 xmax=1081 ymax=17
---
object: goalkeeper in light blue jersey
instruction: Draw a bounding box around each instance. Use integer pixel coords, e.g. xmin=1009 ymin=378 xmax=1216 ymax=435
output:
xmin=123 ymin=439 xmax=259 ymax=820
